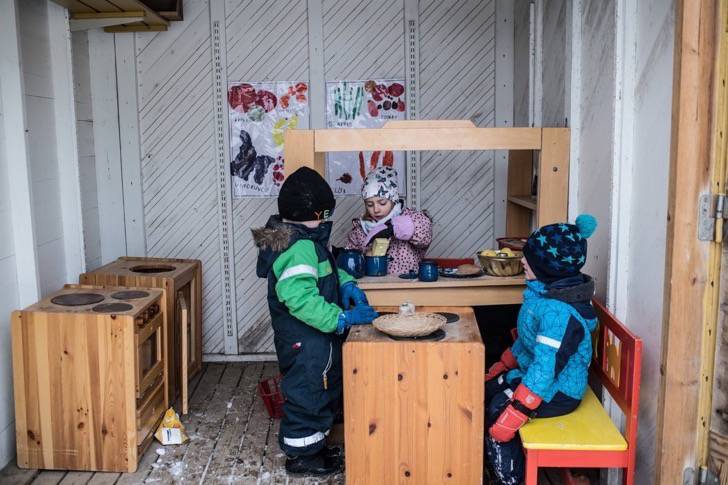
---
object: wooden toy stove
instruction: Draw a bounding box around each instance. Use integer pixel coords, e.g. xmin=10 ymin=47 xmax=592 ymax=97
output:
xmin=11 ymin=285 xmax=168 ymax=472
xmin=80 ymin=257 xmax=202 ymax=407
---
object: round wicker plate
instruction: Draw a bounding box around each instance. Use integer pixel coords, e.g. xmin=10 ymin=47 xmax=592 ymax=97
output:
xmin=373 ymin=312 xmax=447 ymax=337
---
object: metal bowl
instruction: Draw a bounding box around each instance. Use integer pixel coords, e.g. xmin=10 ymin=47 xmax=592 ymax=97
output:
xmin=477 ymin=251 xmax=524 ymax=277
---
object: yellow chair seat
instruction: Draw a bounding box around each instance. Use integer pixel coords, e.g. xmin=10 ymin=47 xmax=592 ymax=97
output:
xmin=519 ymin=389 xmax=627 ymax=451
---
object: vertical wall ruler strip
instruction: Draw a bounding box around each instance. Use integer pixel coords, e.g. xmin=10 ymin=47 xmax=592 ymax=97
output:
xmin=404 ymin=0 xmax=420 ymax=209
xmin=210 ymin=0 xmax=239 ymax=354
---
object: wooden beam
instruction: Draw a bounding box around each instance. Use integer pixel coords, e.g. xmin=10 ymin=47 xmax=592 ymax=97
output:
xmin=104 ymin=24 xmax=168 ymax=32
xmin=656 ymin=0 xmax=718 ymax=481
xmin=70 ymin=11 xmax=145 ymax=31
xmin=313 ymin=127 xmax=543 ymax=152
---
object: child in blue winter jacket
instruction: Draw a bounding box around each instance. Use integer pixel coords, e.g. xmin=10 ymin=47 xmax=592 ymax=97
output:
xmin=484 ymin=214 xmax=599 ymax=485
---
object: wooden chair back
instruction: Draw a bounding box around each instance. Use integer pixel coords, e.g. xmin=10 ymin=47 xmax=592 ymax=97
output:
xmin=591 ymin=299 xmax=643 ymax=449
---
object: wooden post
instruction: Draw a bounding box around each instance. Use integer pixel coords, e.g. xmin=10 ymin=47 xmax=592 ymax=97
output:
xmin=538 ymin=128 xmax=569 ymax=226
xmin=656 ymin=0 xmax=718 ymax=481
xmin=283 ymin=129 xmax=324 ymax=176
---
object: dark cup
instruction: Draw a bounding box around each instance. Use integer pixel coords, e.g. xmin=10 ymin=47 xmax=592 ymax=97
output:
xmin=418 ymin=260 xmax=439 ymax=282
xmin=365 ymin=255 xmax=388 ymax=276
xmin=337 ymin=249 xmax=365 ymax=279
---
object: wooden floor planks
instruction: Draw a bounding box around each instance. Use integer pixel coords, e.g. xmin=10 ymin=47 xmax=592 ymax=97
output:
xmin=1 ymin=362 xmax=579 ymax=484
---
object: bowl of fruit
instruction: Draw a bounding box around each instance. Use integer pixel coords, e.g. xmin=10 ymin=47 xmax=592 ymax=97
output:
xmin=477 ymin=248 xmax=524 ymax=277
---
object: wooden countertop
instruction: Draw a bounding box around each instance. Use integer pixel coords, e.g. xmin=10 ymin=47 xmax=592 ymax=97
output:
xmin=357 ymin=273 xmax=525 ymax=289
xmin=356 ymin=274 xmax=526 ymax=307
xmin=345 ymin=306 xmax=482 ymax=344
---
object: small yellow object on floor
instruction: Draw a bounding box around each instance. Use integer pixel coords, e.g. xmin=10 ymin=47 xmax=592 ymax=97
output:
xmin=519 ymin=389 xmax=627 ymax=451
xmin=155 ymin=408 xmax=190 ymax=445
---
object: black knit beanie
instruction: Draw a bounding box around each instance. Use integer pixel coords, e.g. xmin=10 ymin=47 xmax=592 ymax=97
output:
xmin=278 ymin=167 xmax=336 ymax=222
xmin=523 ymin=214 xmax=597 ymax=283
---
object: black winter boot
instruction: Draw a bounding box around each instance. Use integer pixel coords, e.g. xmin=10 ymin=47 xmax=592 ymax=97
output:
xmin=285 ymin=448 xmax=343 ymax=476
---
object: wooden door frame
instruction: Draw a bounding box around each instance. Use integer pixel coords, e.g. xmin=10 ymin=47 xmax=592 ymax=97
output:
xmin=657 ymin=0 xmax=723 ymax=482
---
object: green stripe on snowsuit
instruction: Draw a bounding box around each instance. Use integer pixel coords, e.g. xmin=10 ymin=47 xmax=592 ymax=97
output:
xmin=272 ymin=239 xmax=353 ymax=333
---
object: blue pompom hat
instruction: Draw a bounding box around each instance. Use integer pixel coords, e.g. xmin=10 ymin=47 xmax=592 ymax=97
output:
xmin=522 ymin=214 xmax=598 ymax=283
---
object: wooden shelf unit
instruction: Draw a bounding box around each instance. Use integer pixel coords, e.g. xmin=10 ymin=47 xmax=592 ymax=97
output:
xmin=284 ymin=122 xmax=569 ymax=233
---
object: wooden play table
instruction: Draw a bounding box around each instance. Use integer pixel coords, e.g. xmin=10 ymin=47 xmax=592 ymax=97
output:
xmin=357 ymin=273 xmax=526 ymax=306
xmin=343 ymin=306 xmax=484 ymax=484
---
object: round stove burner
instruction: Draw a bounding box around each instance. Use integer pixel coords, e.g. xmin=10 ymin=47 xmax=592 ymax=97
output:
xmin=130 ymin=265 xmax=175 ymax=274
xmin=435 ymin=312 xmax=460 ymax=324
xmin=92 ymin=303 xmax=133 ymax=313
xmin=111 ymin=290 xmax=150 ymax=300
xmin=387 ymin=328 xmax=446 ymax=342
xmin=51 ymin=293 xmax=105 ymax=306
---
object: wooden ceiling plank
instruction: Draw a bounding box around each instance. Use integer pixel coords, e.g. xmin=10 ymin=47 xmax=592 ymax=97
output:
xmin=106 ymin=0 xmax=168 ymax=25
xmin=104 ymin=23 xmax=167 ymax=32
xmin=71 ymin=10 xmax=145 ymax=19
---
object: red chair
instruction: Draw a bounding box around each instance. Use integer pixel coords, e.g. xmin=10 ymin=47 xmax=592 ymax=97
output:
xmin=518 ymin=299 xmax=643 ymax=485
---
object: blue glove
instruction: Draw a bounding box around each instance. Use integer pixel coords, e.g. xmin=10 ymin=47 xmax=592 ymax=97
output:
xmin=336 ymin=305 xmax=379 ymax=334
xmin=340 ymin=281 xmax=369 ymax=310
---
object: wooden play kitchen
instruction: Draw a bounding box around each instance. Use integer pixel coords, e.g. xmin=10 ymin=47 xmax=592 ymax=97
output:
xmin=343 ymin=306 xmax=484 ymax=483
xmin=11 ymin=285 xmax=168 ymax=472
xmin=285 ymin=121 xmax=570 ymax=306
xmin=79 ymin=256 xmax=203 ymax=408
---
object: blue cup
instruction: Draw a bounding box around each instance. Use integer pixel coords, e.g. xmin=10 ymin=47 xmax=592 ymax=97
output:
xmin=337 ymin=249 xmax=365 ymax=279
xmin=365 ymin=255 xmax=388 ymax=276
xmin=418 ymin=260 xmax=439 ymax=282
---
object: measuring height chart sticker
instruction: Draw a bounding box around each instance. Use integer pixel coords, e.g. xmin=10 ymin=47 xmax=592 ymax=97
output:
xmin=325 ymin=80 xmax=407 ymax=196
xmin=228 ymin=82 xmax=309 ymax=198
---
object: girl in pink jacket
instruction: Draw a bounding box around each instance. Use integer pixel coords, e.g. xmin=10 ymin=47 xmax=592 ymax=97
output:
xmin=346 ymin=166 xmax=433 ymax=275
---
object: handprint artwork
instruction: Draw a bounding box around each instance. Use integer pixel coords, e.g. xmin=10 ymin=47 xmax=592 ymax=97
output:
xmin=228 ymin=82 xmax=309 ymax=197
xmin=325 ymin=79 xmax=407 ymax=196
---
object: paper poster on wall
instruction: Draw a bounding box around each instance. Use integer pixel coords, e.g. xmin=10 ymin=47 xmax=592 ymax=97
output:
xmin=228 ymin=82 xmax=309 ymax=198
xmin=325 ymin=80 xmax=407 ymax=196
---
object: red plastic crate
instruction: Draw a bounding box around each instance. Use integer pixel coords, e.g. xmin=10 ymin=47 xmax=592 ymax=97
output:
xmin=258 ymin=374 xmax=285 ymax=419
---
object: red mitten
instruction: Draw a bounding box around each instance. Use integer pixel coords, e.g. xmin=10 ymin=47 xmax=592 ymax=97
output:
xmin=485 ymin=348 xmax=519 ymax=381
xmin=489 ymin=384 xmax=543 ymax=442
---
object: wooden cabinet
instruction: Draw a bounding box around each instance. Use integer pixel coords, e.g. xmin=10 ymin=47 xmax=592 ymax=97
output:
xmin=343 ymin=306 xmax=484 ymax=484
xmin=11 ymin=286 xmax=168 ymax=472
xmin=80 ymin=257 xmax=203 ymax=406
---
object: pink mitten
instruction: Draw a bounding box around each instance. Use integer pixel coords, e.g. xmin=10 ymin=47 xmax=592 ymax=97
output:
xmin=391 ymin=215 xmax=415 ymax=240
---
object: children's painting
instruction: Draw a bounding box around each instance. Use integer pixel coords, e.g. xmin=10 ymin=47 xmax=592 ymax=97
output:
xmin=228 ymin=82 xmax=309 ymax=197
xmin=325 ymin=80 xmax=407 ymax=196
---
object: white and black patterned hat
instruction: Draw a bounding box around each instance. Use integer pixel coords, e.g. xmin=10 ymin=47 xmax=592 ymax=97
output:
xmin=361 ymin=166 xmax=399 ymax=202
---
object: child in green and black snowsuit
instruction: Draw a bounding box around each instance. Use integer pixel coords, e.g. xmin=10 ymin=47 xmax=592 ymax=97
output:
xmin=253 ymin=167 xmax=378 ymax=476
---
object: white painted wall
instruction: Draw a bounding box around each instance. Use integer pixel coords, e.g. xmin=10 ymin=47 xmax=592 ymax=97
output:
xmin=0 ymin=73 xmax=22 ymax=473
xmin=615 ymin=1 xmax=674 ymax=482
xmin=18 ymin=0 xmax=68 ymax=296
xmin=71 ymin=31 xmax=102 ymax=271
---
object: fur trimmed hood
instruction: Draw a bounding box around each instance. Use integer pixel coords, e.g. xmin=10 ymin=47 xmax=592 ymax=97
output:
xmin=252 ymin=223 xmax=294 ymax=253
xmin=253 ymin=215 xmax=333 ymax=278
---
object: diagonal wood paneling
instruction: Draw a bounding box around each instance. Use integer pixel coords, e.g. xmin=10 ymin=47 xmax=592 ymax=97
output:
xmin=226 ymin=0 xmax=309 ymax=353
xmin=136 ymin=0 xmax=224 ymax=354
xmin=419 ymin=0 xmax=496 ymax=258
xmin=322 ymin=0 xmax=405 ymax=80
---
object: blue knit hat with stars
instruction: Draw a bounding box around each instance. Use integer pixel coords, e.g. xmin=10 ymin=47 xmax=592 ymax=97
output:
xmin=523 ymin=214 xmax=597 ymax=283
